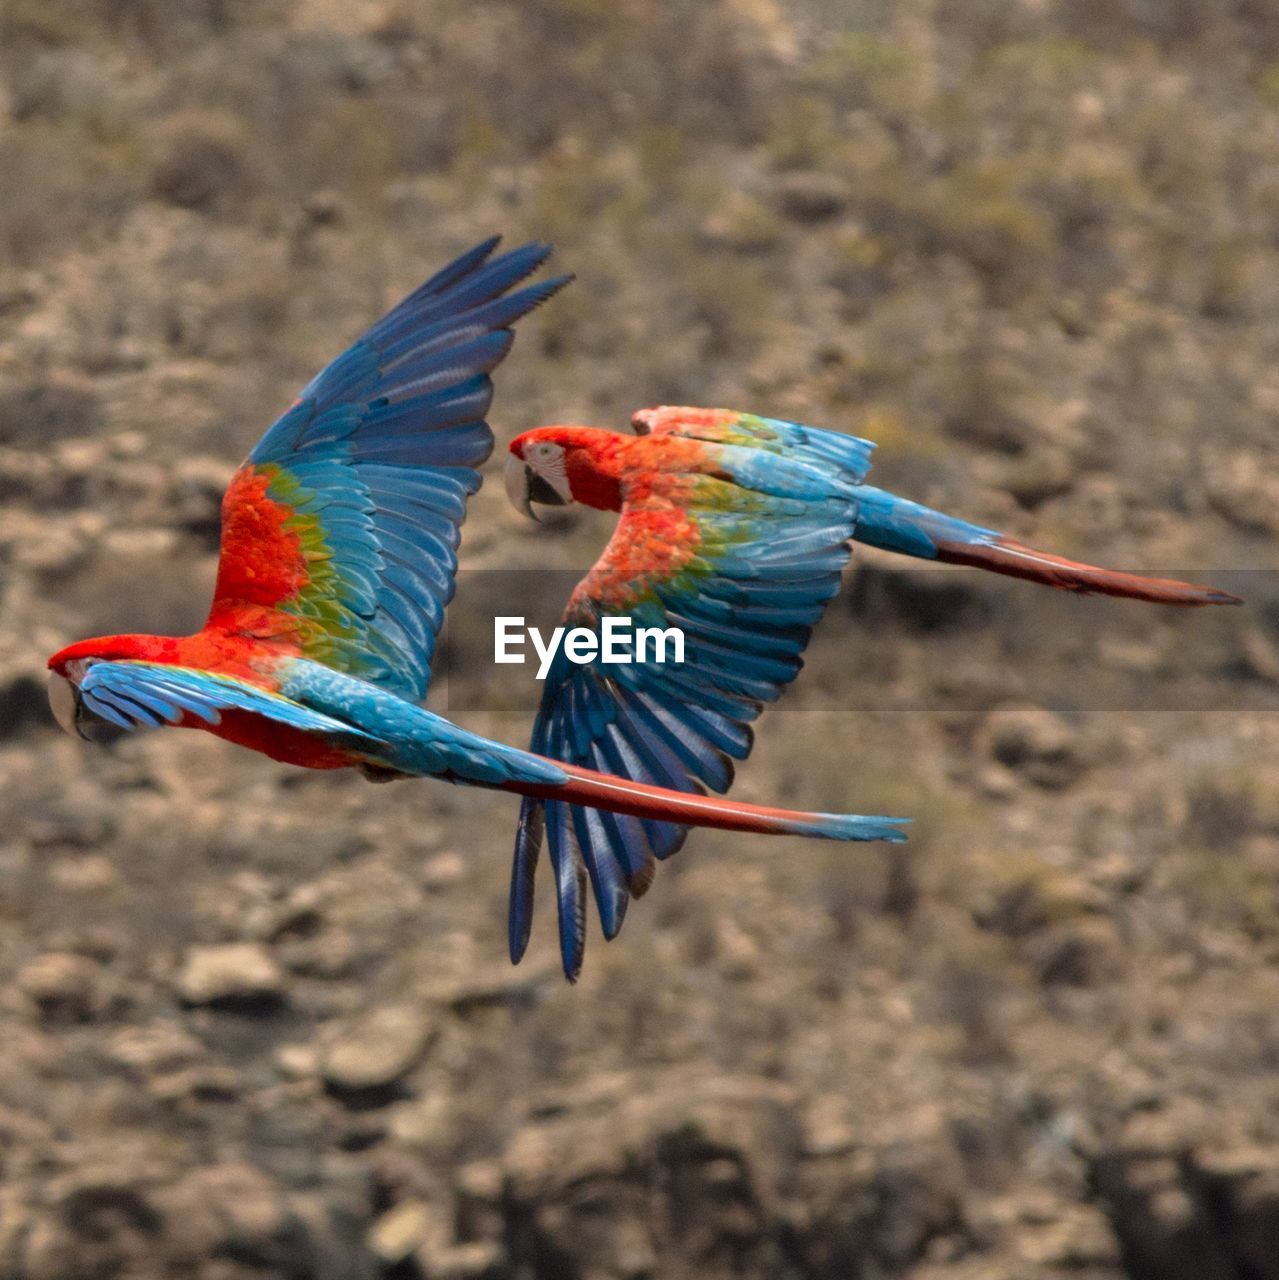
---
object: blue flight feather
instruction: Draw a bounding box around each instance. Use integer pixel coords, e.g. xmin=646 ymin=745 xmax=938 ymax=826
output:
xmin=224 ymin=240 xmax=568 ymax=703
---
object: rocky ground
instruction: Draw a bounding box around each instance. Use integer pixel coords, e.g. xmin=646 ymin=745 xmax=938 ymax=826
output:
xmin=3 ymin=2 xmax=1279 ymax=1277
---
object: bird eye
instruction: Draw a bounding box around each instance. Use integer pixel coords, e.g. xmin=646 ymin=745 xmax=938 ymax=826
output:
xmin=531 ymin=442 xmax=559 ymax=463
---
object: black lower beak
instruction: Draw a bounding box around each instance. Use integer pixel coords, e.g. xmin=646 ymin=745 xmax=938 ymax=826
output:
xmin=528 ymin=473 xmax=568 ymax=507
xmin=76 ymin=700 xmax=127 ymax=745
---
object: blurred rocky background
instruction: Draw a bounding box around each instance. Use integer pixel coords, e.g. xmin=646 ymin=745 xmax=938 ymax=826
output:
xmin=2 ymin=1 xmax=1279 ymax=1276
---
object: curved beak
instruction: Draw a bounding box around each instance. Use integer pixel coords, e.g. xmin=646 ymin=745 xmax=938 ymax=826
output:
xmin=504 ymin=452 xmax=538 ymax=522
xmin=48 ymin=671 xmax=80 ymax=737
xmin=505 ymin=453 xmax=572 ymax=520
xmin=47 ymin=669 xmax=126 ymax=744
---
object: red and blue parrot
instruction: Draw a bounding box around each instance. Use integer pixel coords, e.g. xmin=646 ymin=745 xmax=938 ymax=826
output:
xmin=45 ymin=240 xmax=913 ymax=981
xmin=503 ymin=406 xmax=1241 ymax=974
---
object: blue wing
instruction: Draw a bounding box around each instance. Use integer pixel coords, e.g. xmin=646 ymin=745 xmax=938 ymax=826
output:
xmin=78 ymin=660 xmax=382 ymax=748
xmin=512 ymin=412 xmax=877 ymax=979
xmin=211 ymin=239 xmax=570 ymax=702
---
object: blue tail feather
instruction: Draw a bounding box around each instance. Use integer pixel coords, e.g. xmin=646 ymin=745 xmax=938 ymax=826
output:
xmin=852 ymin=486 xmax=995 ymax=559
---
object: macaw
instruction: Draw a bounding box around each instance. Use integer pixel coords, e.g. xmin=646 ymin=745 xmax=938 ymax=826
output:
xmin=504 ymin=406 xmax=1241 ymax=972
xmin=45 ymin=240 xmax=910 ymax=981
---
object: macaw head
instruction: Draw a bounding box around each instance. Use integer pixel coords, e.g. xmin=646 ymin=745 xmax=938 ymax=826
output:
xmin=504 ymin=432 xmax=574 ymax=520
xmin=46 ymin=659 xmax=118 ymax=742
xmin=46 ymin=638 xmax=146 ymax=742
xmin=505 ymin=427 xmax=624 ymax=517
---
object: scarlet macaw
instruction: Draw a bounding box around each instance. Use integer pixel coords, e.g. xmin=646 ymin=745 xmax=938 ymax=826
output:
xmin=46 ymin=241 xmax=910 ymax=981
xmin=503 ymin=406 xmax=1241 ymax=973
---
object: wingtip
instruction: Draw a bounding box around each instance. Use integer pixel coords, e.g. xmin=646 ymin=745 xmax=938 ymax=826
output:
xmin=560 ymin=924 xmax=584 ymax=983
xmin=872 ymin=817 xmax=912 ymax=844
xmin=502 ymin=239 xmax=555 ymax=269
xmin=528 ymin=272 xmax=575 ymax=307
xmin=599 ymin=892 xmax=629 ymax=942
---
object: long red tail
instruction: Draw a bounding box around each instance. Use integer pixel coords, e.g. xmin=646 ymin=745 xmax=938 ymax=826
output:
xmin=934 ymin=536 xmax=1242 ymax=606
xmin=506 ymin=762 xmax=908 ymax=843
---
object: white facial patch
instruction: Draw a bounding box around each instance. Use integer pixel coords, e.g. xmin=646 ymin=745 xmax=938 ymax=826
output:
xmin=526 ymin=441 xmax=570 ymax=495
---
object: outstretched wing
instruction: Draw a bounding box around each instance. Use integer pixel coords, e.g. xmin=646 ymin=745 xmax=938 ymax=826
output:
xmin=207 ymin=239 xmax=569 ymax=702
xmin=78 ymin=660 xmax=381 ymax=749
xmin=512 ymin=408 xmax=876 ymax=979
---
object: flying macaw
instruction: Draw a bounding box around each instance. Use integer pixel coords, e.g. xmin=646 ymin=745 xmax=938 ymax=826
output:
xmin=503 ymin=406 xmax=1241 ymax=972
xmin=45 ymin=240 xmax=911 ymax=981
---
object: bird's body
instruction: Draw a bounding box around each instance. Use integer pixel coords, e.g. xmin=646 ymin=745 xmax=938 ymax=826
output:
xmin=503 ymin=405 xmax=1241 ymax=975
xmin=512 ymin=407 xmax=1240 ymax=607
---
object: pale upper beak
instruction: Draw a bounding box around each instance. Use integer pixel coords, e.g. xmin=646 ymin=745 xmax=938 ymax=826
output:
xmin=47 ymin=669 xmax=125 ymax=743
xmin=48 ymin=671 xmax=79 ymax=737
xmin=504 ymin=452 xmax=536 ymax=521
xmin=504 ymin=453 xmax=571 ymax=521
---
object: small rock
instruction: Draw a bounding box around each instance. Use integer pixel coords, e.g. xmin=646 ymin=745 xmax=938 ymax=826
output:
xmin=1205 ymin=450 xmax=1279 ymax=535
xmin=849 ymin=563 xmax=994 ymax=635
xmin=425 ymin=961 xmax=553 ymax=1013
xmin=150 ymin=110 xmax=257 ymax=213
xmin=101 ymin=527 xmax=179 ymax=560
xmin=321 ymin=1005 xmax=433 ymax=1097
xmin=976 ymin=764 xmax=1018 ymax=799
xmin=22 ymin=1172 xmax=161 ymax=1279
xmin=421 ymin=850 xmax=467 ymax=890
xmin=1098 ymin=633 xmax=1165 ymax=674
xmin=17 ymin=522 xmax=93 ymax=578
xmin=48 ymin=855 xmax=120 ymax=894
xmin=0 ymin=269 xmax=43 ymax=314
xmin=170 ymin=455 xmax=231 ymax=548
xmin=1017 ymin=1203 xmax=1120 ymax=1268
xmin=265 ymin=882 xmax=327 ymax=941
xmin=159 ymin=1162 xmax=299 ymax=1268
xmin=1239 ymin=627 xmax=1279 ymax=683
xmin=175 ymin=943 xmax=285 ymax=1010
xmin=301 ymin=189 xmax=346 ymax=227
xmin=1028 ymin=918 xmax=1121 ymax=988
xmin=107 ymin=1024 xmax=204 ymax=1076
xmin=422 ymin=1240 xmax=506 ymax=1279
xmin=980 ymin=705 xmax=1085 ymax=790
xmin=27 ymin=804 xmax=114 ymax=850
xmin=700 ymin=189 xmax=784 ymax=252
xmin=18 ymin=952 xmax=101 ymax=1023
xmin=369 ymin=1199 xmax=442 ymax=1264
xmin=999 ymin=448 xmax=1075 ymax=509
xmin=0 ymin=375 xmax=102 ymax=446
xmin=944 ymin=404 xmax=1036 ymax=455
xmin=276 ymin=927 xmax=361 ymax=979
xmin=151 ymin=1065 xmax=243 ymax=1104
xmin=800 ymin=1095 xmax=860 ymax=1157
xmin=454 ymin=1160 xmax=506 ymax=1243
xmin=274 ymin=1042 xmax=321 ymax=1080
xmin=0 ymin=665 xmax=49 ymax=741
xmin=776 ymin=171 xmax=850 ymax=222
xmin=389 ymin=1092 xmax=455 ymax=1148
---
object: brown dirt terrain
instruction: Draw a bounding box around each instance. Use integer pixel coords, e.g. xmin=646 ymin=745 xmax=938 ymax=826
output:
xmin=2 ymin=2 xmax=1279 ymax=1277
